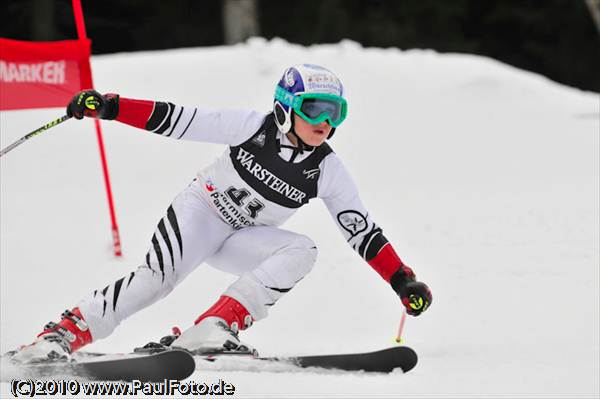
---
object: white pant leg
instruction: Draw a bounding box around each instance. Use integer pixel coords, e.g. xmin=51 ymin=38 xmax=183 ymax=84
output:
xmin=206 ymin=226 xmax=318 ymax=321
xmin=78 ymin=181 xmax=233 ymax=340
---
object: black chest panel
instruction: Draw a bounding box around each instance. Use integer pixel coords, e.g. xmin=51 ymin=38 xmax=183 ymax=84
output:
xmin=229 ymin=113 xmax=333 ymax=209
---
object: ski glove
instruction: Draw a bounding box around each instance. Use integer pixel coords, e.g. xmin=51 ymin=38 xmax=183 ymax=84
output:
xmin=66 ymin=90 xmax=119 ymax=120
xmin=390 ymin=268 xmax=432 ymax=316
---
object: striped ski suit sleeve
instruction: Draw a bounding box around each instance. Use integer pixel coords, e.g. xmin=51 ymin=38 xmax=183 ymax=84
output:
xmin=318 ymin=154 xmax=416 ymax=284
xmin=115 ymin=97 xmax=264 ymax=146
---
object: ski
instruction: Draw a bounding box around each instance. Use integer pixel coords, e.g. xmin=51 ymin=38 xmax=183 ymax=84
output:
xmin=11 ymin=349 xmax=195 ymax=382
xmin=270 ymin=346 xmax=418 ymax=373
xmin=6 ymin=345 xmax=415 ymax=381
xmin=199 ymin=346 xmax=418 ymax=373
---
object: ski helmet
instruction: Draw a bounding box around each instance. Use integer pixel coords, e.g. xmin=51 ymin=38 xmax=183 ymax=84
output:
xmin=273 ymin=64 xmax=347 ymax=138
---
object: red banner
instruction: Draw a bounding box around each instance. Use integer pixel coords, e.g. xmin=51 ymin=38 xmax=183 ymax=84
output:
xmin=0 ymin=38 xmax=92 ymax=110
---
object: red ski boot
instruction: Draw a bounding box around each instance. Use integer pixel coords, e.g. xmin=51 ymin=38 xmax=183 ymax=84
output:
xmin=11 ymin=308 xmax=93 ymax=363
xmin=173 ymin=296 xmax=254 ymax=354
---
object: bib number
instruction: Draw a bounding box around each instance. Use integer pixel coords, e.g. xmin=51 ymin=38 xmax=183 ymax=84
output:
xmin=225 ymin=187 xmax=265 ymax=219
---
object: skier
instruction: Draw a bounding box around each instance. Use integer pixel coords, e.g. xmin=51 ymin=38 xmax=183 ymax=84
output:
xmin=12 ymin=64 xmax=432 ymax=363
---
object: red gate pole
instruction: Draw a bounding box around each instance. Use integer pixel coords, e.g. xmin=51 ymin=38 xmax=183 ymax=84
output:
xmin=72 ymin=0 xmax=123 ymax=257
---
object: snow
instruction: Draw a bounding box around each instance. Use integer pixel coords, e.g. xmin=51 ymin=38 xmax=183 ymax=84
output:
xmin=1 ymin=38 xmax=599 ymax=397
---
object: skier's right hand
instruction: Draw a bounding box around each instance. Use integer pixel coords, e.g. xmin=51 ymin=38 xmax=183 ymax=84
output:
xmin=66 ymin=90 xmax=119 ymax=120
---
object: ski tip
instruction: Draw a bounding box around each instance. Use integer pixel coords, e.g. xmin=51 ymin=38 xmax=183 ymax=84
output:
xmin=397 ymin=346 xmax=418 ymax=373
xmin=162 ymin=349 xmax=197 ymax=378
xmin=77 ymin=349 xmax=196 ymax=382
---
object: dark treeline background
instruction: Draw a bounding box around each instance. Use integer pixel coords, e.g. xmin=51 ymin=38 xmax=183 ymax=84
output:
xmin=2 ymin=0 xmax=599 ymax=92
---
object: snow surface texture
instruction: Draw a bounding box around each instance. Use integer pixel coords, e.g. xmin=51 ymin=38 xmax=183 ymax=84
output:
xmin=1 ymin=38 xmax=598 ymax=398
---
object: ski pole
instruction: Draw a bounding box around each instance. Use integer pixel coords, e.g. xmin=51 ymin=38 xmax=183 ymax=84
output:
xmin=395 ymin=309 xmax=407 ymax=344
xmin=0 ymin=115 xmax=72 ymax=158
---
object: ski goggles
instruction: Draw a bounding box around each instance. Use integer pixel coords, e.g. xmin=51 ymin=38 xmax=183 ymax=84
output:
xmin=275 ymin=86 xmax=348 ymax=127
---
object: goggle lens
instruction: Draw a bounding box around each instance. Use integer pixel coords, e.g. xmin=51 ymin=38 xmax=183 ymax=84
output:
xmin=300 ymin=99 xmax=342 ymax=122
xmin=274 ymin=86 xmax=348 ymax=127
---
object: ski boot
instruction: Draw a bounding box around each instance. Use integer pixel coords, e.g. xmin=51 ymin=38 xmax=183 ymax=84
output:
xmin=173 ymin=296 xmax=255 ymax=355
xmin=138 ymin=296 xmax=257 ymax=356
xmin=11 ymin=308 xmax=92 ymax=363
xmin=173 ymin=316 xmax=257 ymax=355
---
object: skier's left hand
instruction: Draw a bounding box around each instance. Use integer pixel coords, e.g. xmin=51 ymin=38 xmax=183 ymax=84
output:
xmin=390 ymin=267 xmax=432 ymax=316
xmin=396 ymin=281 xmax=432 ymax=316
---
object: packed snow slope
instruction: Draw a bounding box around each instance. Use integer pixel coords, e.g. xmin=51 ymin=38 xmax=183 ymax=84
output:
xmin=1 ymin=38 xmax=598 ymax=397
